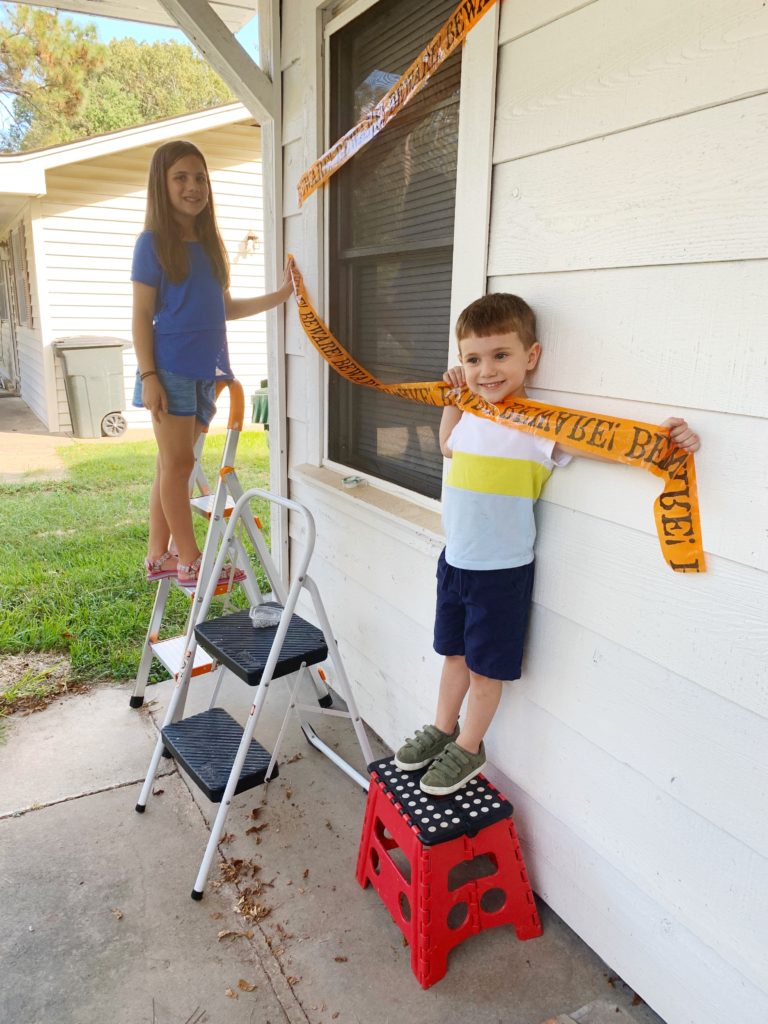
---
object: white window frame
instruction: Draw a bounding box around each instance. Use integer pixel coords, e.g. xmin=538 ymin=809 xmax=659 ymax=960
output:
xmin=317 ymin=0 xmax=500 ymax=515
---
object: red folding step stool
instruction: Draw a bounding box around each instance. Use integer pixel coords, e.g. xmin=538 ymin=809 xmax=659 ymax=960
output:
xmin=356 ymin=757 xmax=542 ymax=988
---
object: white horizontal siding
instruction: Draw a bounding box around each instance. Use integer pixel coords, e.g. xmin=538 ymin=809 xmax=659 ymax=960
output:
xmin=495 ymin=0 xmax=768 ymax=163
xmin=281 ymin=2 xmax=768 ymax=1023
xmin=489 ymin=93 xmax=768 ymax=275
xmin=17 ymin=324 xmax=46 ymax=424
xmin=484 ymin=1 xmax=768 ymax=1020
xmin=39 ymin=121 xmax=267 ymax=434
xmin=490 ymin=263 xmax=768 ymax=419
xmin=514 ymin=392 xmax=767 ymax=572
xmin=518 ymin=608 xmax=768 ymax=861
xmin=509 ymin=784 xmax=768 ymax=1024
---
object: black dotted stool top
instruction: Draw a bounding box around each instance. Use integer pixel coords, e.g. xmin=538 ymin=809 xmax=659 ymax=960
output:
xmin=368 ymin=756 xmax=513 ymax=846
xmin=195 ymin=604 xmax=328 ymax=686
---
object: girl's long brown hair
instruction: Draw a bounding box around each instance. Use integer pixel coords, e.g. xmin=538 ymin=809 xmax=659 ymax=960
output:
xmin=144 ymin=140 xmax=230 ymax=289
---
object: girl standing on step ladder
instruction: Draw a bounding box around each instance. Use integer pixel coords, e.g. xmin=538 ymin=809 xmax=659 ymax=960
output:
xmin=132 ymin=139 xmax=292 ymax=587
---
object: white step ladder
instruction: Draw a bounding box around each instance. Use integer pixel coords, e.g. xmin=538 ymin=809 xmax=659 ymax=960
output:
xmin=133 ymin=382 xmax=374 ymax=899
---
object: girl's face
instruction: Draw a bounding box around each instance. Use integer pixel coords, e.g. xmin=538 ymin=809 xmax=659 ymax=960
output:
xmin=166 ymin=154 xmax=209 ymax=231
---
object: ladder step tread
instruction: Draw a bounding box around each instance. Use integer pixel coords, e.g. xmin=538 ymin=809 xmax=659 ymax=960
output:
xmin=151 ymin=636 xmax=214 ymax=678
xmin=162 ymin=707 xmax=277 ymax=802
xmin=190 ymin=494 xmax=236 ymax=519
xmin=195 ymin=604 xmax=328 ymax=685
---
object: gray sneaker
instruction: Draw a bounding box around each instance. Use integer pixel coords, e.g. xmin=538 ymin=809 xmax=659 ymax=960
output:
xmin=394 ymin=724 xmax=459 ymax=771
xmin=419 ymin=741 xmax=486 ymax=796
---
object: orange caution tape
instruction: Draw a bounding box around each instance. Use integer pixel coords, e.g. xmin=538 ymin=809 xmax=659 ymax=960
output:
xmin=288 ymin=259 xmax=705 ymax=574
xmin=296 ymin=0 xmax=500 ymax=207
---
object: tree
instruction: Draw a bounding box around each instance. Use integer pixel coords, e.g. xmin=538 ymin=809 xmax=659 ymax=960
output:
xmin=0 ymin=4 xmax=104 ymax=150
xmin=1 ymin=18 xmax=235 ymax=152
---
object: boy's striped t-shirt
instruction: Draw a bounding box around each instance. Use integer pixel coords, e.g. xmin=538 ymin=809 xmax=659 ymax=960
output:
xmin=442 ymin=412 xmax=571 ymax=570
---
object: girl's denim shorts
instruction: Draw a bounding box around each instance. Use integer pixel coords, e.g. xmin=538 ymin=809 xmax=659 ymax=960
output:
xmin=133 ymin=368 xmax=217 ymax=426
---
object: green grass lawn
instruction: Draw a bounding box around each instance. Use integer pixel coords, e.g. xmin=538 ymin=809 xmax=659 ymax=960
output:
xmin=0 ymin=431 xmax=271 ymax=701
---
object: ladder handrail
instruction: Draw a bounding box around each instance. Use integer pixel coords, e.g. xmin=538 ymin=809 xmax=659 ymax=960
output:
xmin=213 ymin=378 xmax=246 ymax=431
xmin=192 ymin=487 xmax=316 ymax=633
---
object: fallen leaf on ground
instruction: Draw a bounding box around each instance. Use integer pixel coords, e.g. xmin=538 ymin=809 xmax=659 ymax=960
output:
xmin=287 ymin=976 xmax=300 ymax=986
xmin=224 ymin=988 xmax=238 ymax=1000
xmin=237 ymin=889 xmax=271 ymax=923
xmin=249 ymin=807 xmax=261 ymax=820
xmin=237 ymin=979 xmax=257 ymax=992
xmin=217 ymin=929 xmax=254 ymax=941
xmin=286 ymin=752 xmax=303 ymax=763
xmin=302 ymin=868 xmax=309 ymax=879
xmin=111 ymin=908 xmax=123 ymax=920
xmin=334 ymin=956 xmax=347 ymax=963
xmin=152 ymin=788 xmax=164 ymax=796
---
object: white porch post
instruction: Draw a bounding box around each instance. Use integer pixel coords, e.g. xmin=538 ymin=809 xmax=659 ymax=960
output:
xmin=257 ymin=0 xmax=290 ymax=578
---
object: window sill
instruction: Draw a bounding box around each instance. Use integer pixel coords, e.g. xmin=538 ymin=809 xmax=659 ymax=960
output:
xmin=289 ymin=463 xmax=444 ymax=554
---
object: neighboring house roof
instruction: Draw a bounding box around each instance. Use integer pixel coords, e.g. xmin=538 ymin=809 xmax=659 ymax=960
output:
xmin=0 ymin=102 xmax=254 ymax=199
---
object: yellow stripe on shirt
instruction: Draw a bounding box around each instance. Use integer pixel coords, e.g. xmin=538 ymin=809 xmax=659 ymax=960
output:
xmin=446 ymin=449 xmax=552 ymax=498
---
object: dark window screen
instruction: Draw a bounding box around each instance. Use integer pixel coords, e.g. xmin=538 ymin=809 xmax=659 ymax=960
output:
xmin=328 ymin=0 xmax=461 ymax=499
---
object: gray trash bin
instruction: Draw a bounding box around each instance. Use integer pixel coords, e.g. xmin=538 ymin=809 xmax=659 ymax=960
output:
xmin=54 ymin=336 xmax=127 ymax=438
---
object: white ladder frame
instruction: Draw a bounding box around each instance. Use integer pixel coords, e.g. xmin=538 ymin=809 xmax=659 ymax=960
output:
xmin=135 ymin=487 xmax=374 ymax=899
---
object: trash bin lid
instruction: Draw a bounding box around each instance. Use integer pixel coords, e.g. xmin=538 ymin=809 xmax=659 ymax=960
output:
xmin=53 ymin=335 xmax=126 ymax=350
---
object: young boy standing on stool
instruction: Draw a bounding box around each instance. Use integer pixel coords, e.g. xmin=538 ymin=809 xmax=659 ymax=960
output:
xmin=395 ymin=293 xmax=701 ymax=796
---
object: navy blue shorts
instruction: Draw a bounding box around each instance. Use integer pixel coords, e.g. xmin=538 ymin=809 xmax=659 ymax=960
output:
xmin=433 ymin=549 xmax=535 ymax=682
xmin=132 ymin=368 xmax=217 ymax=426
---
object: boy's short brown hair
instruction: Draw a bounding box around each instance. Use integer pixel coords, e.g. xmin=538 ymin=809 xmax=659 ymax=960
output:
xmin=455 ymin=293 xmax=537 ymax=350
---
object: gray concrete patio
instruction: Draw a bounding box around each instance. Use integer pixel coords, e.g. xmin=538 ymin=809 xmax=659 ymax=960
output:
xmin=0 ymin=393 xmax=665 ymax=1023
xmin=0 ymin=669 xmax=666 ymax=1024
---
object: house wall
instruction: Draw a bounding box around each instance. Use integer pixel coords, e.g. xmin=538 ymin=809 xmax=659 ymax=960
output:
xmin=280 ymin=3 xmax=768 ymax=1023
xmin=39 ymin=121 xmax=265 ymax=433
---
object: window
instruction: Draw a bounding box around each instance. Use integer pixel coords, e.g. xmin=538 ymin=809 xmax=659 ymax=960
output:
xmin=328 ymin=0 xmax=461 ymax=499
xmin=10 ymin=224 xmax=31 ymax=328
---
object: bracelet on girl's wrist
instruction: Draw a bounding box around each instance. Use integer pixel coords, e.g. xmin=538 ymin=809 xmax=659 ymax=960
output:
xmin=140 ymin=370 xmax=157 ymax=381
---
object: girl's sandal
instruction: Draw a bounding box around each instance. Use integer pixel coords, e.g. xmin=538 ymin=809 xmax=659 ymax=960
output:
xmin=177 ymin=554 xmax=247 ymax=589
xmin=144 ymin=551 xmax=178 ymax=581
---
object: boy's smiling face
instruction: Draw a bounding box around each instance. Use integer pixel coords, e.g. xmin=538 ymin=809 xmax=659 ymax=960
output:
xmin=459 ymin=330 xmax=541 ymax=403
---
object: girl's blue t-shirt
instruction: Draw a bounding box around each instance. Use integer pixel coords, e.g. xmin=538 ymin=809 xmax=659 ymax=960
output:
xmin=131 ymin=230 xmax=233 ymax=380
